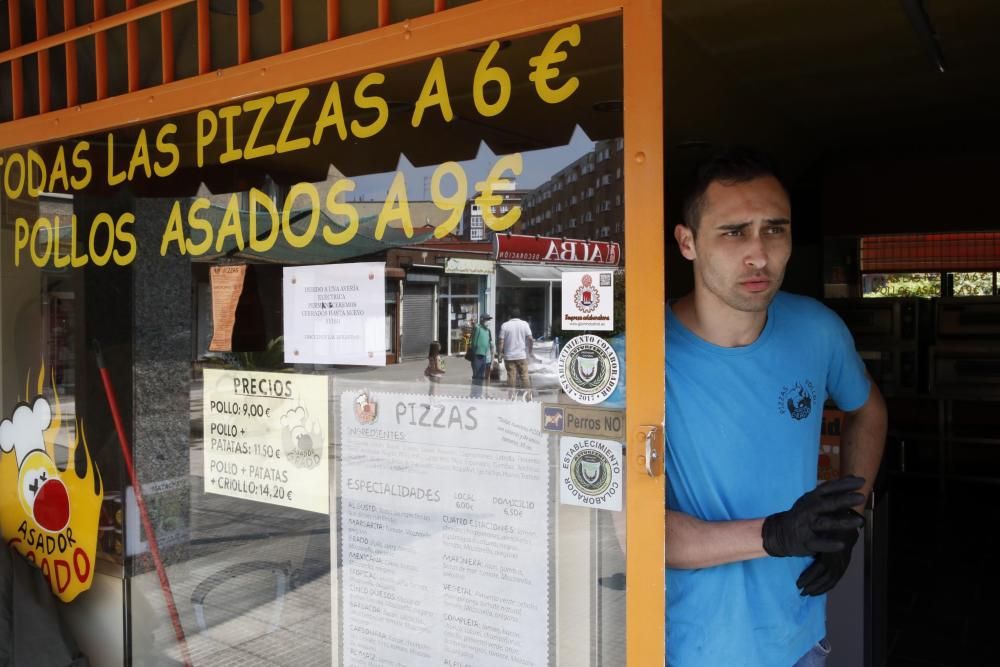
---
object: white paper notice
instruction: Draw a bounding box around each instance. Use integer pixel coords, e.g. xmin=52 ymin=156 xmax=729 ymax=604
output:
xmin=283 ymin=262 xmax=386 ymax=365
xmin=203 ymin=369 xmax=329 ymax=514
xmin=561 ymin=270 xmax=614 ymax=331
xmin=339 ymin=390 xmax=550 ymax=666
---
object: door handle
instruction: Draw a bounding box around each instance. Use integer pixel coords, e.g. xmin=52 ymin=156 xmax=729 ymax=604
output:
xmin=639 ymin=425 xmax=661 ymax=477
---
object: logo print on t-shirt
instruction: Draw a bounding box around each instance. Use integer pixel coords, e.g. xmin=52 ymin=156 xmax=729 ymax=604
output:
xmin=777 ymin=381 xmax=817 ymax=420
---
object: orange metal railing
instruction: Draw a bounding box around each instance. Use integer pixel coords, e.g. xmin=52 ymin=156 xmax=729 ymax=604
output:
xmin=1 ymin=0 xmax=453 ymax=127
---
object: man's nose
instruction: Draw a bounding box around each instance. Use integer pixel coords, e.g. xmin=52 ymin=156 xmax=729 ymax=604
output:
xmin=744 ymin=234 xmax=768 ymax=269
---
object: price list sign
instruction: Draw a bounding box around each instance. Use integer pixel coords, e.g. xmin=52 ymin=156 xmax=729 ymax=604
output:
xmin=203 ymin=369 xmax=329 ymax=514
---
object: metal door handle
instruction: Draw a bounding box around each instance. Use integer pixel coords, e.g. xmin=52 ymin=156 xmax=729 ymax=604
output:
xmin=639 ymin=425 xmax=660 ymax=477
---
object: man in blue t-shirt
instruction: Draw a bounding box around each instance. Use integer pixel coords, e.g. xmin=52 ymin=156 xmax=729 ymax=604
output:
xmin=666 ymin=148 xmax=887 ymax=666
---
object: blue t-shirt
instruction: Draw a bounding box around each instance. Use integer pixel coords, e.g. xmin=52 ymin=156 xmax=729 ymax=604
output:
xmin=665 ymin=292 xmax=870 ymax=667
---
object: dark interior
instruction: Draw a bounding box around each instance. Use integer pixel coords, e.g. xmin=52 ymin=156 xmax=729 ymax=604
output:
xmin=662 ymin=2 xmax=1000 ymax=665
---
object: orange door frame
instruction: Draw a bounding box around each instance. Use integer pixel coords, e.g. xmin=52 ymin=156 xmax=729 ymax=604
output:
xmin=0 ymin=0 xmax=665 ymax=663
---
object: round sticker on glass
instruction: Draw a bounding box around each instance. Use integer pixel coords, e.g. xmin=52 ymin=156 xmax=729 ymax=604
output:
xmin=557 ymin=334 xmax=620 ymax=404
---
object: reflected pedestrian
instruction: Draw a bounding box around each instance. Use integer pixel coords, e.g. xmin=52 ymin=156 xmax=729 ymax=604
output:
xmin=468 ymin=315 xmax=494 ymax=398
xmin=499 ymin=307 xmax=533 ymax=395
xmin=424 ymin=341 xmax=445 ymax=394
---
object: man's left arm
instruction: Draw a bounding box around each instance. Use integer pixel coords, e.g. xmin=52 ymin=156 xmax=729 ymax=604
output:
xmin=839 ymin=373 xmax=888 ymax=509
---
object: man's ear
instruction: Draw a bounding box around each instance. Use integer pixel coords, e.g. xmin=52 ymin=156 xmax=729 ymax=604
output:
xmin=674 ymin=224 xmax=697 ymax=261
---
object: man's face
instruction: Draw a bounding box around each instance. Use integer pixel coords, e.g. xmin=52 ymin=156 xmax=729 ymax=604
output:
xmin=677 ymin=175 xmax=792 ymax=313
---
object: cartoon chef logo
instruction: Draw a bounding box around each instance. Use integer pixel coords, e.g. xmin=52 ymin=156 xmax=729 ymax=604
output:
xmin=0 ymin=383 xmax=103 ymax=602
xmin=1 ymin=398 xmax=70 ymax=533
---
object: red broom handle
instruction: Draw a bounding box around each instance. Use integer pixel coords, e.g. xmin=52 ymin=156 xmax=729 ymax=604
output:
xmin=96 ymin=346 xmax=194 ymax=667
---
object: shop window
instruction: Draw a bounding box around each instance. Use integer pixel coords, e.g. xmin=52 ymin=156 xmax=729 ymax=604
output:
xmin=863 ymin=273 xmax=942 ymax=298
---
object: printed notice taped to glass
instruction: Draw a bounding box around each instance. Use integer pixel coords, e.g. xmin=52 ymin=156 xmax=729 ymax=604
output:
xmin=283 ymin=262 xmax=386 ymax=365
xmin=338 ymin=389 xmax=550 ymax=666
xmin=203 ymin=369 xmax=329 ymax=514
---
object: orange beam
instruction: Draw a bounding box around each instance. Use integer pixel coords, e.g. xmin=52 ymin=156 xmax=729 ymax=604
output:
xmin=434 ymin=0 xmax=446 ymax=12
xmin=36 ymin=0 xmax=51 ymax=113
xmin=161 ymin=9 xmax=175 ymax=83
xmin=93 ymin=0 xmax=108 ymax=100
xmin=280 ymin=0 xmax=293 ymax=53
xmin=378 ymin=0 xmax=390 ymax=27
xmin=623 ymin=1 xmax=665 ymax=666
xmin=126 ymin=0 xmax=140 ymax=92
xmin=197 ymin=0 xmax=211 ymax=74
xmin=0 ymin=0 xmax=621 ymax=152
xmin=7 ymin=0 xmax=23 ymax=119
xmin=64 ymin=0 xmax=79 ymax=107
xmin=0 ymin=0 xmax=195 ymax=65
xmin=327 ymin=0 xmax=340 ymax=40
xmin=237 ymin=0 xmax=250 ymax=64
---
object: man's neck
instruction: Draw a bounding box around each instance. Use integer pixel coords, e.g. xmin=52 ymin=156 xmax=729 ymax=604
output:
xmin=672 ymin=291 xmax=769 ymax=348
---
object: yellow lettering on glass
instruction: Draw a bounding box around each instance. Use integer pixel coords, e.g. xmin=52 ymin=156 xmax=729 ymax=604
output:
xmin=13 ymin=218 xmax=30 ymax=266
xmin=243 ymin=95 xmax=277 ymax=160
xmin=431 ymin=162 xmax=468 ymax=238
xmin=185 ymin=198 xmax=214 ymax=256
xmin=281 ymin=182 xmax=321 ymax=248
xmin=218 ymin=105 xmax=244 ymax=164
xmin=313 ymin=81 xmax=349 ymax=144
xmin=412 ymin=57 xmax=454 ymax=128
xmin=88 ymin=213 xmax=116 ymax=267
xmin=323 ymin=179 xmax=360 ymax=246
xmin=114 ymin=213 xmax=137 ymax=266
xmin=473 ymin=41 xmax=512 ymax=118
xmin=29 ymin=217 xmax=53 ymax=267
xmin=27 ymin=150 xmax=47 ymax=198
xmin=160 ymin=201 xmax=188 ymax=256
xmin=127 ymin=129 xmax=153 ymax=182
xmin=196 ymin=109 xmax=219 ymax=167
xmin=352 ymin=73 xmax=389 ymax=139
xmin=275 ymin=88 xmax=311 ymax=154
xmin=249 ymin=188 xmax=281 ymax=253
xmin=215 ymin=195 xmax=246 ymax=253
xmin=476 ymin=153 xmax=523 ymax=231
xmin=528 ymin=24 xmax=581 ymax=104
xmin=106 ymin=133 xmax=127 ymax=186
xmin=48 ymin=147 xmax=69 ymax=192
xmin=154 ymin=124 xmax=180 ymax=178
xmin=70 ymin=142 xmax=92 ymax=190
xmin=376 ymin=172 xmax=413 ymax=239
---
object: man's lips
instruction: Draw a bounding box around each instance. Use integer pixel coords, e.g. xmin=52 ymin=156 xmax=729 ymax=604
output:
xmin=739 ymin=278 xmax=771 ymax=293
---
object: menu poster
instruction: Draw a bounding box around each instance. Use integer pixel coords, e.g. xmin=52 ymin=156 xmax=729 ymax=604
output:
xmin=283 ymin=262 xmax=386 ymax=366
xmin=338 ymin=390 xmax=550 ymax=666
xmin=202 ymin=369 xmax=329 ymax=514
xmin=208 ymin=264 xmax=247 ymax=351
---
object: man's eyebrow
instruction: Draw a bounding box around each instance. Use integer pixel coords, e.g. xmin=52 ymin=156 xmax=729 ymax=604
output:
xmin=765 ymin=218 xmax=791 ymax=226
xmin=717 ymin=222 xmax=752 ymax=231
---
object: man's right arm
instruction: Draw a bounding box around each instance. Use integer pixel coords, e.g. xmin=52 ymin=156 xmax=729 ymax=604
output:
xmin=666 ymin=510 xmax=766 ymax=569
xmin=666 ymin=476 xmax=866 ymax=569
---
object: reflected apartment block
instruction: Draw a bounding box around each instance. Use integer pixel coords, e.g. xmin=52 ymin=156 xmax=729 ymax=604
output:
xmin=517 ymin=138 xmax=626 ymax=249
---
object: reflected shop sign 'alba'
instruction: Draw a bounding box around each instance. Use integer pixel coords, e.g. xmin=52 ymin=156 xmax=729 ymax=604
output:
xmin=4 ymin=25 xmax=587 ymax=269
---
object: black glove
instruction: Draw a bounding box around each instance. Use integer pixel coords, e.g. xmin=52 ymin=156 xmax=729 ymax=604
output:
xmin=761 ymin=476 xmax=865 ymax=557
xmin=796 ymin=509 xmax=863 ymax=596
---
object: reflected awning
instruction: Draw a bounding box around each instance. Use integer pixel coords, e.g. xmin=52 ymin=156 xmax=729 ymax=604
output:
xmin=499 ymin=264 xmax=565 ymax=282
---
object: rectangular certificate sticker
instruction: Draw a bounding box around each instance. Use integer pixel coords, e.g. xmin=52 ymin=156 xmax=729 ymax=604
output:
xmin=561 ymin=270 xmax=614 ymax=331
xmin=202 ymin=369 xmax=329 ymax=514
xmin=283 ymin=262 xmax=386 ymax=365
xmin=559 ymin=436 xmax=623 ymax=511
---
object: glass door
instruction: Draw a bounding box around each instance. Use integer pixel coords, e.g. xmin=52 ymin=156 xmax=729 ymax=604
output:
xmin=0 ymin=2 xmax=663 ymax=665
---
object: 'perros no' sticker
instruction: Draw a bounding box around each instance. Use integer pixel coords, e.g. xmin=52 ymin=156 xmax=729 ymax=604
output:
xmin=557 ymin=334 xmax=620 ymax=405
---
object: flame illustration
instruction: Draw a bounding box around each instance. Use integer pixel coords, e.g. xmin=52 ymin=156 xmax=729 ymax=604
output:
xmin=0 ymin=366 xmax=104 ymax=602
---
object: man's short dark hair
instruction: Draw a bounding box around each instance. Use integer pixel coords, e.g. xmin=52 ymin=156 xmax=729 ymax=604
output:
xmin=682 ymin=147 xmax=785 ymax=233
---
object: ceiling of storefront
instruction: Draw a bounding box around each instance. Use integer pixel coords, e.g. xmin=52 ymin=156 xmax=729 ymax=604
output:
xmin=662 ymin=0 xmax=1000 ymax=183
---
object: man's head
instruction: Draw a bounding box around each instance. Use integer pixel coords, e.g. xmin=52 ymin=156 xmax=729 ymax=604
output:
xmin=481 ymin=314 xmax=493 ymax=325
xmin=509 ymin=307 xmax=521 ymax=319
xmin=675 ymin=147 xmax=792 ymax=313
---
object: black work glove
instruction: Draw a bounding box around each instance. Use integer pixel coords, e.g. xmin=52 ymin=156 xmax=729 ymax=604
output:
xmin=796 ymin=509 xmax=863 ymax=596
xmin=761 ymin=476 xmax=865 ymax=557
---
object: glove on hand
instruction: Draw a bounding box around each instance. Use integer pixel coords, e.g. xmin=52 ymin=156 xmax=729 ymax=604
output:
xmin=762 ymin=476 xmax=866 ymax=557
xmin=796 ymin=508 xmax=863 ymax=596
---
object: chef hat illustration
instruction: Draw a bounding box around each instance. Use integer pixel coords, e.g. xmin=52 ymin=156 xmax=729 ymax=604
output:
xmin=0 ymin=397 xmax=53 ymax=468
